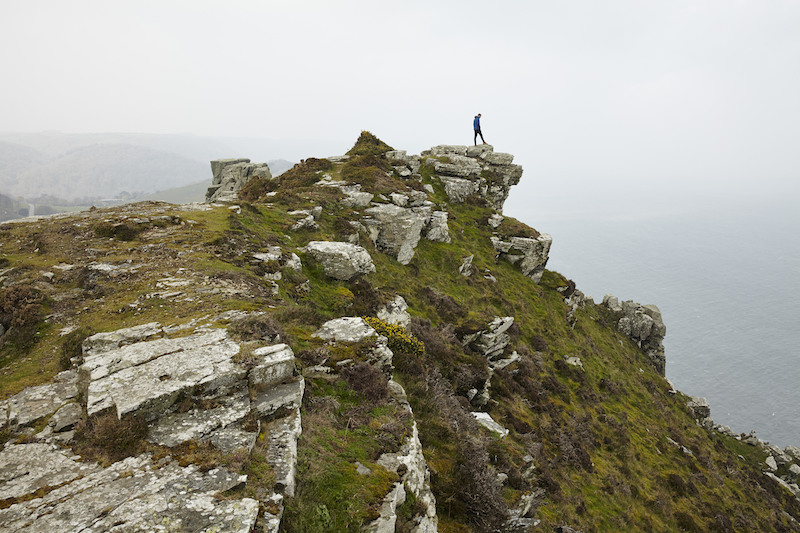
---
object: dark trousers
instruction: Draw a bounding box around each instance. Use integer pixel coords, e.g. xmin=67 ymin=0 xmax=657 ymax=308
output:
xmin=474 ymin=129 xmax=485 ymax=144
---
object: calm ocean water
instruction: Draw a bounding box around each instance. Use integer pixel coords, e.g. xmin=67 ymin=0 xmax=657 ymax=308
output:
xmin=507 ymin=190 xmax=800 ymax=448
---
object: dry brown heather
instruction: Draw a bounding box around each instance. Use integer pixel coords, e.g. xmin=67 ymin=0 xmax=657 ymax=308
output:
xmin=1 ymin=133 xmax=799 ymax=532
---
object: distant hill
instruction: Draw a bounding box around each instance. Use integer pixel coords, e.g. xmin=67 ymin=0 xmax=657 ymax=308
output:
xmin=4 ymin=144 xmax=208 ymax=200
xmin=0 ymin=141 xmax=46 ymax=193
xmin=143 ymin=180 xmax=208 ymax=204
xmin=0 ymin=132 xmax=303 ymax=202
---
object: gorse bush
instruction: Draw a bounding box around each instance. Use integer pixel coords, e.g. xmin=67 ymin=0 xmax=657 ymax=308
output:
xmin=362 ymin=316 xmax=424 ymax=358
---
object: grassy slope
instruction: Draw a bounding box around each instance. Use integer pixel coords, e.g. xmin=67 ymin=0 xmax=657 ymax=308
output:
xmin=1 ymin=142 xmax=799 ymax=532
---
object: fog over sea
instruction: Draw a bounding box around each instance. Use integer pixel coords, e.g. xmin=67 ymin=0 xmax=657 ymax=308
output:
xmin=507 ymin=186 xmax=800 ymax=448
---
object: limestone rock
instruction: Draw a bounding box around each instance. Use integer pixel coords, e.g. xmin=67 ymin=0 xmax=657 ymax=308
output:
xmin=303 ymin=241 xmax=375 ymax=280
xmin=786 ymin=446 xmax=800 ymax=462
xmin=265 ymin=409 xmax=303 ymax=497
xmin=459 ymin=255 xmax=474 ymax=277
xmin=0 ymin=370 xmax=78 ymax=429
xmin=0 ymin=450 xmax=258 ymax=533
xmin=377 ymin=296 xmax=411 ymax=328
xmin=426 ymin=145 xmax=469 ymax=156
xmin=250 ymin=343 xmax=296 ymax=389
xmin=788 ymin=464 xmax=800 ymax=482
xmin=0 ymin=443 xmax=100 ymax=501
xmin=290 ymin=213 xmax=319 ymax=231
xmin=601 ymin=297 xmax=667 ymax=375
xmin=434 ymin=158 xmax=481 ymax=179
xmin=207 ymin=158 xmax=272 ymax=203
xmin=80 ymin=329 xmax=245 ymax=420
xmin=363 ymin=203 xmax=431 ymax=265
xmin=465 ymin=316 xmax=515 ymax=360
xmin=766 ymin=456 xmax=779 ymax=471
xmin=314 ymin=317 xmax=377 ymax=343
xmin=472 ymin=412 xmax=509 ymax=438
xmin=367 ymin=381 xmax=438 ymax=533
xmin=82 ymin=322 xmax=163 ymax=356
xmin=146 ymin=390 xmax=251 ymax=448
xmin=441 ymin=176 xmax=479 ymax=203
xmin=317 ymin=175 xmax=374 ymax=208
xmin=602 ymin=294 xmax=623 ymax=313
xmin=488 ymin=213 xmax=504 ymax=228
xmin=491 ymin=234 xmax=552 ymax=283
xmin=49 ymin=401 xmax=82 ymax=433
xmin=686 ymin=396 xmax=711 ymax=420
xmin=425 ymin=210 xmax=451 ymax=243
xmin=421 ymin=144 xmax=522 ymax=211
xmin=253 ymin=379 xmax=305 ymax=418
xmin=312 ymin=318 xmax=393 ymax=372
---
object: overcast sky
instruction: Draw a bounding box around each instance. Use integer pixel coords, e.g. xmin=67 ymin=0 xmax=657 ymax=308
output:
xmin=2 ymin=0 xmax=800 ymax=206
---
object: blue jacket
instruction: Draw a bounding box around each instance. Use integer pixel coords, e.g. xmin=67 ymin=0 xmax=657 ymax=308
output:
xmin=473 ymin=115 xmax=481 ymax=131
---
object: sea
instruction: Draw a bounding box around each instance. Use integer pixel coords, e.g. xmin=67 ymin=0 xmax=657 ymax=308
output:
xmin=506 ymin=185 xmax=800 ymax=449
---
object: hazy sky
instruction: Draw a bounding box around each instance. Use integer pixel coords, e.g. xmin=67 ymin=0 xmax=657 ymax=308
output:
xmin=3 ymin=0 xmax=800 ymax=203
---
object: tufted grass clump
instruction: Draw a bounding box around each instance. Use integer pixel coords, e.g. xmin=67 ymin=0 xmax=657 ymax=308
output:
xmin=363 ymin=316 xmax=424 ymax=358
xmin=346 ymin=131 xmax=394 ymax=157
xmin=93 ymin=221 xmax=141 ymax=241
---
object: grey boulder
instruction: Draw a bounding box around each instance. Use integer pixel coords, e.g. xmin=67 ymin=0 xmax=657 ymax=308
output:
xmin=304 ymin=241 xmax=376 ymax=280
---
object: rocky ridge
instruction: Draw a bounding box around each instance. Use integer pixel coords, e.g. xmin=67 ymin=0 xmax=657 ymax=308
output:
xmin=2 ymin=133 xmax=799 ymax=532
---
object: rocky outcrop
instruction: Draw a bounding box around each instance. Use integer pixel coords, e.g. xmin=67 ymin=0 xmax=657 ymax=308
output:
xmin=313 ymin=317 xmax=394 ymax=372
xmin=0 ymin=444 xmax=259 ymax=532
xmin=317 ymin=174 xmax=374 ymax=208
xmin=491 ymin=234 xmax=553 ymax=283
xmin=377 ymin=295 xmax=411 ymax=329
xmin=303 ymin=241 xmax=376 ymax=280
xmin=206 ymin=158 xmax=272 ymax=203
xmin=685 ymin=395 xmax=800 ymax=501
xmin=79 ymin=328 xmax=244 ymax=420
xmin=602 ymin=295 xmax=667 ymax=376
xmin=363 ymin=203 xmax=431 ymax=265
xmin=421 ymin=144 xmax=523 ymax=212
xmin=461 ymin=316 xmax=519 ymax=407
xmin=0 ymin=321 xmax=304 ymax=532
xmin=0 ymin=370 xmax=78 ymax=429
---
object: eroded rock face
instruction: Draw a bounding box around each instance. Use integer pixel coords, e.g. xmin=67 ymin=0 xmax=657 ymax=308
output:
xmin=377 ymin=296 xmax=411 ymax=329
xmin=79 ymin=329 xmax=245 ymax=420
xmin=303 ymin=241 xmax=376 ymax=280
xmin=0 ymin=446 xmax=259 ymax=533
xmin=472 ymin=412 xmax=509 ymax=438
xmin=422 ymin=144 xmax=522 ymax=211
xmin=0 ymin=321 xmax=306 ymax=532
xmin=601 ymin=297 xmax=667 ymax=375
xmin=363 ymin=204 xmax=431 ymax=265
xmin=491 ymin=234 xmax=553 ymax=283
xmin=207 ymin=158 xmax=272 ymax=203
xmin=0 ymin=370 xmax=78 ymax=429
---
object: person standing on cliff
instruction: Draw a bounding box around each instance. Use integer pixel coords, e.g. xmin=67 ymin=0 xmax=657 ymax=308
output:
xmin=473 ymin=113 xmax=486 ymax=145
